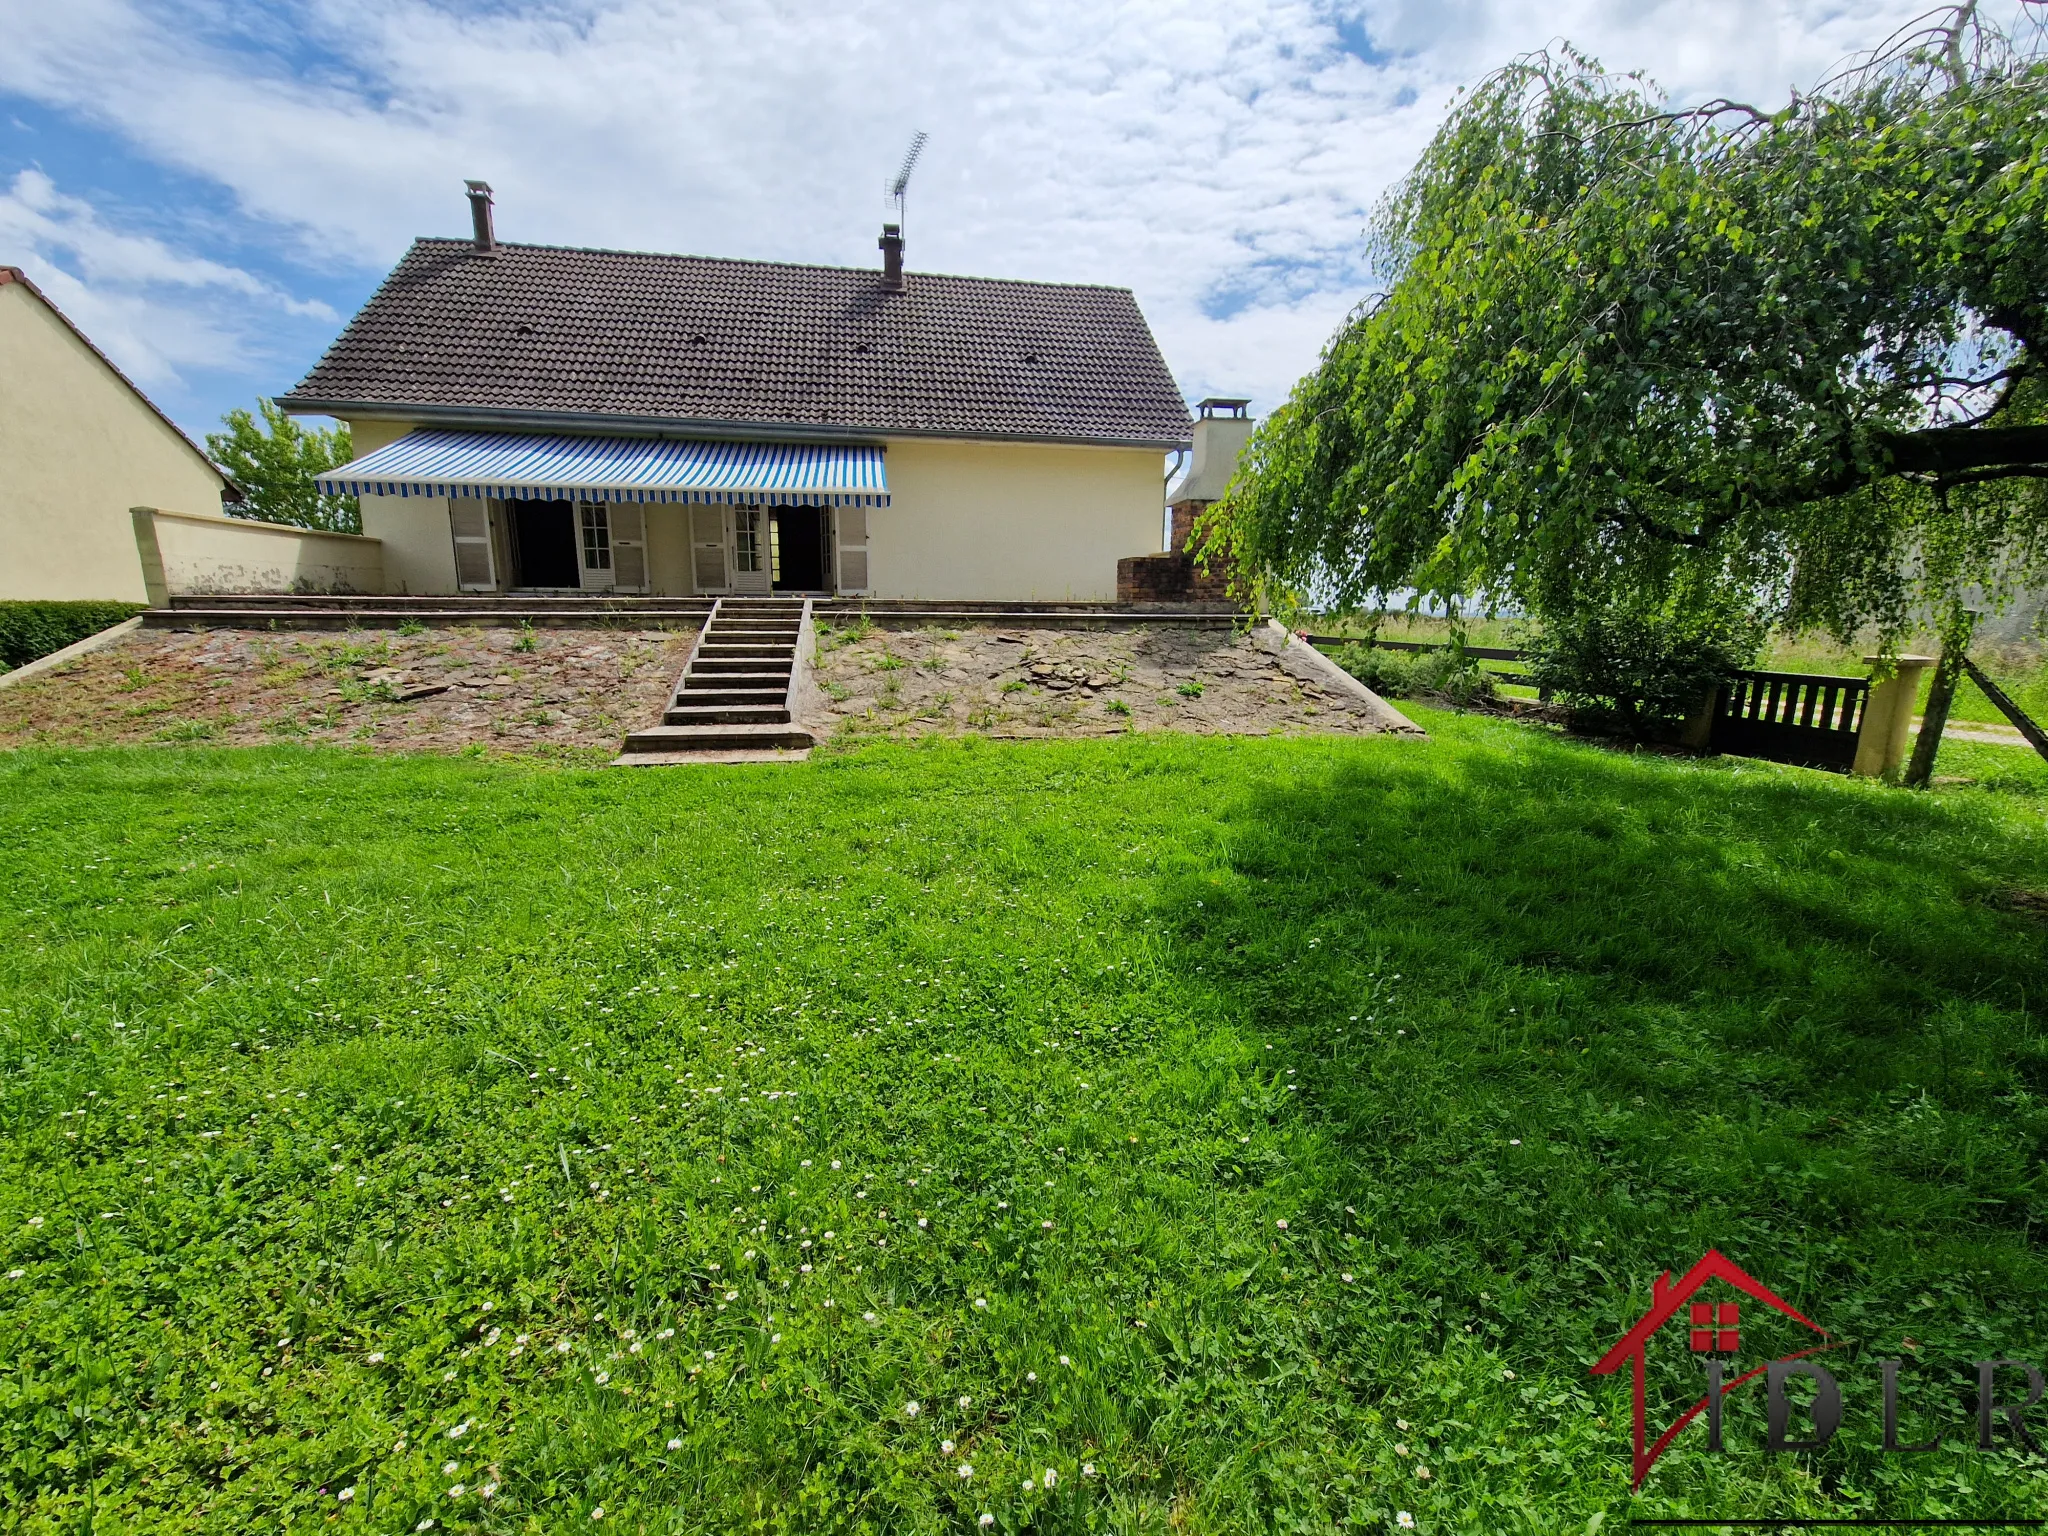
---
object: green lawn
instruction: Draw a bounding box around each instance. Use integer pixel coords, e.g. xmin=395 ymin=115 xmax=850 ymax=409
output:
xmin=4 ymin=721 xmax=2048 ymax=1532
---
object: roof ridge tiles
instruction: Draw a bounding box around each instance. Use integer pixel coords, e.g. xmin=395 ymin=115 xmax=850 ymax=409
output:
xmin=405 ymin=236 xmax=1143 ymax=295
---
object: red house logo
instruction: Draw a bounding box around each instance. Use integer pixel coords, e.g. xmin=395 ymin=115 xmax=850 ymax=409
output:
xmin=1590 ymin=1250 xmax=1831 ymax=1489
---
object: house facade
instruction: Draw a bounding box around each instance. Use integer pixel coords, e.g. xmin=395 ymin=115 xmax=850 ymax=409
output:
xmin=0 ymin=268 xmax=233 ymax=601
xmin=284 ymin=190 xmax=1193 ymax=601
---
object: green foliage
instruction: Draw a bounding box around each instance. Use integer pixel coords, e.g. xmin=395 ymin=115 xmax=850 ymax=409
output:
xmin=1331 ymin=643 xmax=1498 ymax=706
xmin=1 ymin=735 xmax=2045 ymax=1528
xmin=206 ymin=398 xmax=360 ymax=534
xmin=1218 ymin=10 xmax=2048 ymax=648
xmin=1519 ymin=587 xmax=1768 ymax=735
xmin=0 ymin=601 xmax=145 ymax=670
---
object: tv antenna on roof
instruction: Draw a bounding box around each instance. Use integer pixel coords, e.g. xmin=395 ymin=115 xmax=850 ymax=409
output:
xmin=886 ymin=130 xmax=929 ymax=234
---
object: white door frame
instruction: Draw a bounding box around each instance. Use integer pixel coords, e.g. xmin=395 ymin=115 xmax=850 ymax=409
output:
xmin=729 ymin=505 xmax=771 ymax=595
xmin=576 ymin=501 xmax=615 ymax=593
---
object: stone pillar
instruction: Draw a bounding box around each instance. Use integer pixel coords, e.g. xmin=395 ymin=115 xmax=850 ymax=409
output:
xmin=1677 ymin=687 xmax=1720 ymax=752
xmin=129 ymin=506 xmax=169 ymax=607
xmin=1852 ymin=655 xmax=1935 ymax=778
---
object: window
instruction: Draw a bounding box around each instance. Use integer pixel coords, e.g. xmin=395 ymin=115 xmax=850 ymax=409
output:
xmin=580 ymin=505 xmax=612 ymax=570
xmin=1690 ymin=1301 xmax=1740 ymax=1353
xmin=734 ymin=507 xmax=763 ymax=573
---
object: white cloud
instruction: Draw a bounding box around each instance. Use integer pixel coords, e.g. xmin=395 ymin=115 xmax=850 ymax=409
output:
xmin=0 ymin=168 xmax=335 ymax=388
xmin=0 ymin=0 xmax=2011 ymax=412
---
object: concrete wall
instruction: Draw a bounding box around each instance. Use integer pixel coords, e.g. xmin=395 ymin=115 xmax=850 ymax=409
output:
xmin=132 ymin=507 xmax=384 ymax=602
xmin=871 ymin=437 xmax=1164 ymax=601
xmin=0 ymin=279 xmax=227 ymax=601
xmin=358 ymin=492 xmax=459 ymax=594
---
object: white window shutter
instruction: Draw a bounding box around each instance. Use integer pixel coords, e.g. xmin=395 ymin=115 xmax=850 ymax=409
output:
xmin=610 ymin=504 xmax=648 ymax=592
xmin=449 ymin=499 xmax=495 ymax=590
xmin=835 ymin=505 xmax=869 ymax=595
xmin=691 ymin=504 xmax=728 ymax=592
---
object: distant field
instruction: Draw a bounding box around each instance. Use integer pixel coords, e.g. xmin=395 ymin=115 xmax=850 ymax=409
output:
xmin=1313 ymin=612 xmax=2048 ymax=726
xmin=3 ymin=726 xmax=2047 ymax=1530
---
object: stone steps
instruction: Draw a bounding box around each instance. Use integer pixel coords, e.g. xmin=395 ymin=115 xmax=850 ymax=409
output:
xmin=622 ymin=721 xmax=814 ymax=751
xmin=616 ymin=596 xmax=815 ymax=761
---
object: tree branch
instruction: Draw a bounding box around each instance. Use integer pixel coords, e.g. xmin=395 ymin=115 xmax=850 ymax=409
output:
xmin=1597 ymin=504 xmax=1741 ymax=547
xmin=1874 ymin=421 xmax=2048 ymax=475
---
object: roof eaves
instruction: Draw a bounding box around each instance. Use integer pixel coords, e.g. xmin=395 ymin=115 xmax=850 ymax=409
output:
xmin=0 ymin=266 xmax=235 ymax=494
xmin=275 ymin=396 xmax=1194 ymax=452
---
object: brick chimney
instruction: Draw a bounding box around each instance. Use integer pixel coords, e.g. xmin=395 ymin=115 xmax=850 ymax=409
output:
xmin=1118 ymin=396 xmax=1253 ymax=609
xmin=878 ymin=223 xmax=905 ymax=291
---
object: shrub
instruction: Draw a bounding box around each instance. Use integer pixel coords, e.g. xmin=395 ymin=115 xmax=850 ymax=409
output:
xmin=206 ymin=399 xmax=360 ymax=533
xmin=0 ymin=601 xmax=146 ymax=671
xmin=1518 ymin=594 xmax=1765 ymax=736
xmin=1331 ymin=643 xmax=1496 ymax=706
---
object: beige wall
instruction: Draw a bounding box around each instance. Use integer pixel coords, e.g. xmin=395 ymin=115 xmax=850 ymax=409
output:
xmin=0 ymin=281 xmax=225 ymax=601
xmin=358 ymin=492 xmax=460 ymax=594
xmin=329 ymin=427 xmax=1168 ymax=600
xmin=871 ymin=437 xmax=1164 ymax=601
xmin=132 ymin=507 xmax=384 ymax=602
xmin=644 ymin=504 xmax=692 ymax=596
xmin=343 ymin=417 xmax=413 ymax=458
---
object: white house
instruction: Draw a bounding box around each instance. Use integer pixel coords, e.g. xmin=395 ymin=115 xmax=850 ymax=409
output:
xmin=283 ymin=186 xmax=1194 ymax=602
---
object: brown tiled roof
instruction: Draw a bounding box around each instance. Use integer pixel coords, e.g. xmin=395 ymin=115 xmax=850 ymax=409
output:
xmin=281 ymin=239 xmax=1192 ymax=448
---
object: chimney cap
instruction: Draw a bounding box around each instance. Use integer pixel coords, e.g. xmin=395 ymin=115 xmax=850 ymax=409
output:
xmin=1197 ymin=397 xmax=1251 ymax=418
xmin=464 ymin=179 xmax=493 ymax=197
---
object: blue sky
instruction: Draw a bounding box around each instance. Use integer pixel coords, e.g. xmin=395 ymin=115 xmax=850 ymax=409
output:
xmin=0 ymin=0 xmax=1982 ymax=445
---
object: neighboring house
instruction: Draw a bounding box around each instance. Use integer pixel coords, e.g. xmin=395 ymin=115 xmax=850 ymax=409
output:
xmin=282 ymin=186 xmax=1193 ymax=600
xmin=0 ymin=267 xmax=234 ymax=601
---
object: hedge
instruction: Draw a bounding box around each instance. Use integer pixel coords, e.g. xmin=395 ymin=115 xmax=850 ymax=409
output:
xmin=0 ymin=602 xmax=147 ymax=671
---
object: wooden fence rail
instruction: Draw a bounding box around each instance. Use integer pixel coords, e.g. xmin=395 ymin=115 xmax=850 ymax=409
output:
xmin=1960 ymin=657 xmax=2048 ymax=765
xmin=1708 ymin=670 xmax=1869 ymax=772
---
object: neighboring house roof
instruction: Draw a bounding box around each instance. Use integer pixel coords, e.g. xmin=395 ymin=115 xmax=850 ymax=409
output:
xmin=279 ymin=239 xmax=1193 ymax=449
xmin=0 ymin=267 xmax=232 ymax=492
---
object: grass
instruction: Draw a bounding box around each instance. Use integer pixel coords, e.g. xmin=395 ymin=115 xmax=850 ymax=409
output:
xmin=3 ymin=722 xmax=2048 ymax=1532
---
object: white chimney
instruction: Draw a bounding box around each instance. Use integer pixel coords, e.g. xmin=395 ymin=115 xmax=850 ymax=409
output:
xmin=1174 ymin=397 xmax=1254 ymax=504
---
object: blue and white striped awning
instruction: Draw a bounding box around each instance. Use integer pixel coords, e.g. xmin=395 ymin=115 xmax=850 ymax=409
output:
xmin=316 ymin=428 xmax=889 ymax=506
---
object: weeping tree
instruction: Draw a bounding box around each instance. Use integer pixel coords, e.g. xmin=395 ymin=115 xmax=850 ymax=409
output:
xmin=1213 ymin=3 xmax=2048 ymax=673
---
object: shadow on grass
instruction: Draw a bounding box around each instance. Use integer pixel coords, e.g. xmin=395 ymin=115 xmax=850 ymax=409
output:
xmin=1156 ymin=721 xmax=2048 ymax=1515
